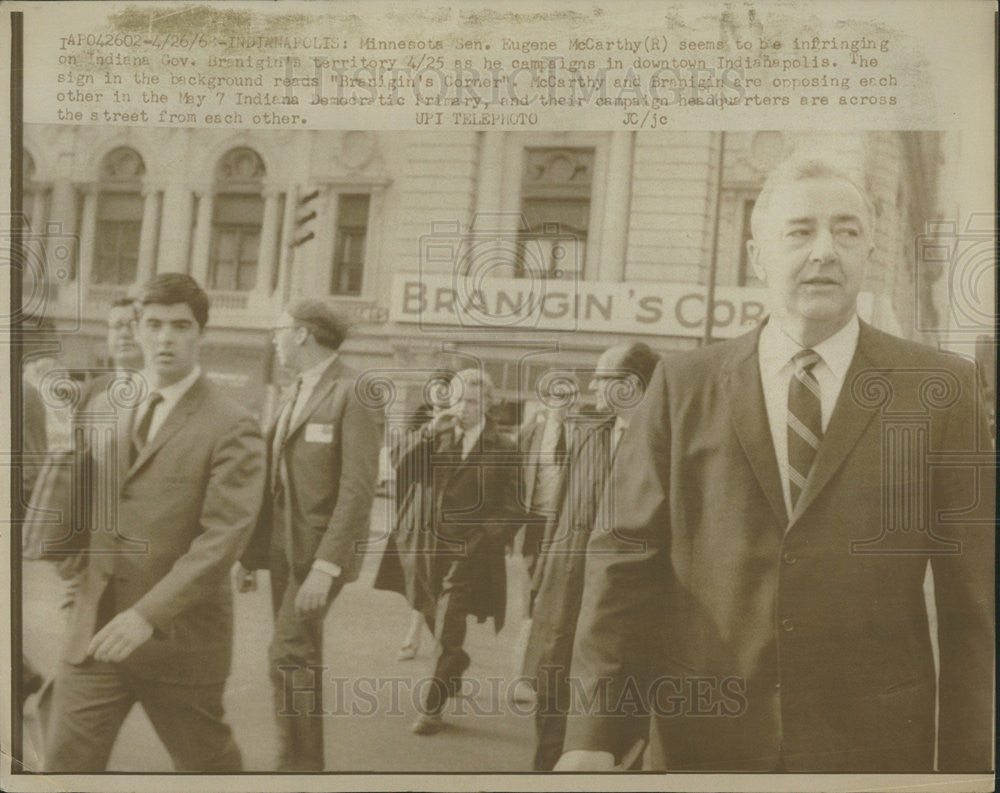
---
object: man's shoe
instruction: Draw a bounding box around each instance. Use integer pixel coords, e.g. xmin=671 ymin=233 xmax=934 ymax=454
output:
xmin=411 ymin=713 xmax=444 ymax=735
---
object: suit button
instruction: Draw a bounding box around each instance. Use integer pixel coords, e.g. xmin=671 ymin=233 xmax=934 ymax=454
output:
xmin=780 ymin=618 xmax=794 ymax=632
xmin=782 ymin=552 xmax=797 ymax=565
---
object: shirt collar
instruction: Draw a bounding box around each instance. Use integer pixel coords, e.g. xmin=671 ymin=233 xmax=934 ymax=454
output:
xmin=143 ymin=364 xmax=201 ymax=406
xmin=812 ymin=315 xmax=860 ymax=382
xmin=460 ymin=418 xmax=486 ymax=448
xmin=759 ymin=315 xmax=860 ymax=379
xmin=298 ymin=353 xmax=339 ymax=391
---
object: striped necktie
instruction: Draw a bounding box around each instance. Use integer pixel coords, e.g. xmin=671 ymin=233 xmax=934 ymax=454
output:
xmin=787 ymin=349 xmax=822 ymax=509
xmin=130 ymin=392 xmax=163 ymax=465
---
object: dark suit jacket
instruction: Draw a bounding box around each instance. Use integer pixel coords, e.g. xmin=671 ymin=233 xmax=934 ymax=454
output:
xmin=63 ymin=375 xmax=266 ymax=685
xmin=523 ymin=416 xmax=615 ymax=686
xmin=517 ymin=412 xmax=570 ymax=579
xmin=374 ymin=417 xmax=524 ymax=630
xmin=242 ymin=357 xmax=380 ymax=583
xmin=564 ymin=321 xmax=995 ymax=772
xmin=21 ymin=381 xmax=48 ymax=496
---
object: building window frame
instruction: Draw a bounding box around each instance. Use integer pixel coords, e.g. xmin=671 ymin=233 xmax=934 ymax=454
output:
xmin=93 ymin=147 xmax=146 ymax=286
xmin=498 ymin=132 xmax=609 ymax=282
xmin=208 ymin=147 xmax=266 ymax=294
xmin=311 ymin=179 xmax=389 ymax=303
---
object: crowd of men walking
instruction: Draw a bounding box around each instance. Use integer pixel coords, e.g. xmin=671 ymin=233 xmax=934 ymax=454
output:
xmin=19 ymin=153 xmax=994 ymax=774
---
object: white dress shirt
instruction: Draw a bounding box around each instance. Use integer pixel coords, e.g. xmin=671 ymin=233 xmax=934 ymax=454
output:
xmin=138 ymin=365 xmax=202 ymax=443
xmin=612 ymin=414 xmax=629 ymax=451
xmin=290 ymin=353 xmax=339 ymax=427
xmin=759 ymin=315 xmax=860 ymax=517
xmin=459 ymin=418 xmax=485 ymax=460
xmin=530 ymin=410 xmax=565 ymax=512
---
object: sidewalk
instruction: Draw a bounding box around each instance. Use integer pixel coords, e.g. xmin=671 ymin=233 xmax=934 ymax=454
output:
xmin=20 ymin=496 xmax=537 ymax=772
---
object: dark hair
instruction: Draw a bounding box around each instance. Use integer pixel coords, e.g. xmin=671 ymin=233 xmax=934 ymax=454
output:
xmin=619 ymin=341 xmax=660 ymax=390
xmin=137 ymin=274 xmax=210 ymax=330
xmin=287 ymin=299 xmax=347 ymax=351
xmin=110 ymin=297 xmax=136 ymax=310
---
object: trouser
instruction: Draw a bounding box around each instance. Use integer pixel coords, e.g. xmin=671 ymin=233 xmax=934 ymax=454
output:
xmin=534 ymin=698 xmax=567 ymax=771
xmin=45 ymin=658 xmax=241 ymax=772
xmin=268 ymin=549 xmax=343 ymax=772
xmin=420 ymin=557 xmax=476 ymax=716
xmin=533 ymin=662 xmax=569 ymax=771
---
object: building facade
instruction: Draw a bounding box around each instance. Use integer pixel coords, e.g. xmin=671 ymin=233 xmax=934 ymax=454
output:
xmin=22 ymin=126 xmax=959 ymax=423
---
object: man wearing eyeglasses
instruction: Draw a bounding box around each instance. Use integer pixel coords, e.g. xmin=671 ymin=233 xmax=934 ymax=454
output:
xmin=236 ymin=300 xmax=380 ymax=772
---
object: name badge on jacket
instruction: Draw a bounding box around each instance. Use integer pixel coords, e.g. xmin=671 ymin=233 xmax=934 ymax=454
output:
xmin=304 ymin=423 xmax=334 ymax=443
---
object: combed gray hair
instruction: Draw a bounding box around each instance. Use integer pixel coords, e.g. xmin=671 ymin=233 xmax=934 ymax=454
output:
xmin=750 ymin=154 xmax=877 ymax=240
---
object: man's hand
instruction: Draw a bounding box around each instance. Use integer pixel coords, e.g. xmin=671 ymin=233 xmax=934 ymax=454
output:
xmin=295 ymin=568 xmax=336 ymax=616
xmin=87 ymin=608 xmax=154 ymax=663
xmin=553 ymin=750 xmax=616 ymax=771
xmin=231 ymin=560 xmax=257 ymax=593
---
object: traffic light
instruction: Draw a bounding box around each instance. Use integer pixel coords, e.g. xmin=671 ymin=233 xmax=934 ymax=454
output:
xmin=292 ymin=187 xmax=320 ymax=248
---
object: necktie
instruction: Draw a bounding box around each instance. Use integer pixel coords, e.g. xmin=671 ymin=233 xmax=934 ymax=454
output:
xmin=787 ymin=349 xmax=823 ymax=509
xmin=271 ymin=376 xmax=302 ymax=490
xmin=131 ymin=392 xmax=163 ymax=465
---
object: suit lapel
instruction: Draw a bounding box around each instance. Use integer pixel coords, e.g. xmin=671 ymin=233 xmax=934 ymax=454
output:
xmin=125 ymin=377 xmax=208 ymax=480
xmin=522 ymin=419 xmax=545 ymax=507
xmin=117 ymin=401 xmax=134 ymax=484
xmin=725 ymin=329 xmax=788 ymax=527
xmin=788 ymin=323 xmax=879 ymax=527
xmin=285 ymin=358 xmax=342 ymax=443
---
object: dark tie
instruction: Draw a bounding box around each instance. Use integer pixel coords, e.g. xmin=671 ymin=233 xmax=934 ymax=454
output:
xmin=787 ymin=349 xmax=823 ymax=510
xmin=271 ymin=376 xmax=302 ymax=491
xmin=131 ymin=392 xmax=163 ymax=465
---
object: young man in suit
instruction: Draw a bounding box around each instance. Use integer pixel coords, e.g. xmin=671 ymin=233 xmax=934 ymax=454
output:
xmin=44 ymin=274 xmax=266 ymax=772
xmin=558 ymin=155 xmax=994 ymax=773
xmin=374 ymin=369 xmax=524 ymax=736
xmin=236 ymin=300 xmax=380 ymax=771
xmin=525 ymin=343 xmax=659 ymax=770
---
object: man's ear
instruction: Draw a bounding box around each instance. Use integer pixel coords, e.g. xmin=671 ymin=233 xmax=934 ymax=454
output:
xmin=294 ymin=326 xmax=309 ymax=346
xmin=747 ymin=238 xmax=767 ymax=284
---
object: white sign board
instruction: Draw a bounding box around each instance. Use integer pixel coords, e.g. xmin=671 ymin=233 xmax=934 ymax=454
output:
xmin=391 ymin=274 xmax=873 ymax=339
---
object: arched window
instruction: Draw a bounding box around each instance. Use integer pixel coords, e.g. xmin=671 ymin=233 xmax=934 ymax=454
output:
xmin=94 ymin=147 xmax=145 ymax=285
xmin=209 ymin=148 xmax=265 ymax=292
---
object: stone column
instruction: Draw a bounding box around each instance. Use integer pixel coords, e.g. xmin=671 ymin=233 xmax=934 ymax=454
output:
xmin=76 ymin=185 xmax=99 ymax=285
xmin=472 ymin=131 xmax=511 ymax=245
xmin=156 ymin=183 xmax=194 ymax=273
xmin=48 ymin=179 xmax=79 ymax=278
xmin=597 ymin=131 xmax=634 ymax=282
xmin=30 ymin=185 xmax=50 ymax=232
xmin=135 ymin=185 xmax=161 ymax=285
xmin=253 ymin=187 xmax=282 ymax=298
xmin=189 ymin=188 xmax=215 ymax=287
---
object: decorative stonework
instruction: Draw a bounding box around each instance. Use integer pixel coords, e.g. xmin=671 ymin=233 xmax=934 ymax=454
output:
xmin=216 ymin=147 xmax=266 ymax=182
xmin=100 ymin=147 xmax=145 ymax=181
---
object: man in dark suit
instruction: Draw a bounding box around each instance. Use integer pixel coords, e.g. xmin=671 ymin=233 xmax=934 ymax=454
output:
xmin=524 ymin=343 xmax=659 ymax=770
xmin=558 ymin=155 xmax=995 ymax=772
xmin=373 ymin=368 xmax=524 ymax=735
xmin=45 ymin=274 xmax=266 ymax=772
xmin=236 ymin=300 xmax=380 ymax=771
xmin=28 ymin=297 xmax=146 ymax=736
